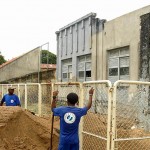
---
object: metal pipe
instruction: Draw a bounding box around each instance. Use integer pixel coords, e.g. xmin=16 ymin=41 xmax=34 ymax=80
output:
xmin=82 ymin=131 xmax=107 ymax=140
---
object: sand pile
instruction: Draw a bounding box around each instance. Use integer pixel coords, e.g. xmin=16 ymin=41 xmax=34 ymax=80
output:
xmin=0 ymin=107 xmax=59 ymax=150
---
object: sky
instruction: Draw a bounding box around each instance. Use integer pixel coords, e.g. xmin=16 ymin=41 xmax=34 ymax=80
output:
xmin=0 ymin=0 xmax=150 ymax=60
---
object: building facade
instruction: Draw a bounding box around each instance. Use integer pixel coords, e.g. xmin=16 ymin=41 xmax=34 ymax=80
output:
xmin=56 ymin=13 xmax=106 ymax=82
xmin=56 ymin=6 xmax=150 ymax=83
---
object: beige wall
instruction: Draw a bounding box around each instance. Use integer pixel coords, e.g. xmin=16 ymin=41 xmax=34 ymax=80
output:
xmin=96 ymin=5 xmax=150 ymax=80
xmin=4 ymin=70 xmax=56 ymax=84
xmin=0 ymin=47 xmax=41 ymax=82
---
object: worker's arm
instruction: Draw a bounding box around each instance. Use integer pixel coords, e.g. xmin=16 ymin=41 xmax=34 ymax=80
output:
xmin=86 ymin=87 xmax=94 ymax=110
xmin=51 ymin=91 xmax=59 ymax=110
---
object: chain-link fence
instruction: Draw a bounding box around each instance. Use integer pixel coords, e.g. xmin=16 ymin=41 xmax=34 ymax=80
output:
xmin=111 ymin=80 xmax=150 ymax=150
xmin=82 ymin=81 xmax=112 ymax=150
xmin=0 ymin=83 xmax=51 ymax=115
xmin=1 ymin=81 xmax=150 ymax=150
xmin=53 ymin=82 xmax=80 ymax=107
xmin=26 ymin=84 xmax=39 ymax=114
xmin=41 ymin=83 xmax=51 ymax=115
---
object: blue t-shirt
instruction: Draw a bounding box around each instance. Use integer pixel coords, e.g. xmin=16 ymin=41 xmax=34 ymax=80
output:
xmin=52 ymin=106 xmax=88 ymax=144
xmin=1 ymin=94 xmax=21 ymax=106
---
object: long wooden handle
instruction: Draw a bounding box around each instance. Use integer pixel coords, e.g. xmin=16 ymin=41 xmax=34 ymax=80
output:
xmin=49 ymin=114 xmax=54 ymax=150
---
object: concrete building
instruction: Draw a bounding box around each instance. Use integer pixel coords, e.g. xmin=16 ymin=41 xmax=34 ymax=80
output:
xmin=56 ymin=6 xmax=150 ymax=83
xmin=0 ymin=48 xmax=56 ymax=84
xmin=56 ymin=13 xmax=106 ymax=82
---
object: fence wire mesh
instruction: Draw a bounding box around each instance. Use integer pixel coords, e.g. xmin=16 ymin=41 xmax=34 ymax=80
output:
xmin=41 ymin=84 xmax=51 ymax=115
xmin=54 ymin=83 xmax=80 ymax=107
xmin=18 ymin=85 xmax=26 ymax=108
xmin=83 ymin=134 xmax=106 ymax=150
xmin=1 ymin=81 xmax=150 ymax=150
xmin=26 ymin=84 xmax=39 ymax=114
xmin=82 ymin=82 xmax=111 ymax=150
xmin=113 ymin=82 xmax=150 ymax=150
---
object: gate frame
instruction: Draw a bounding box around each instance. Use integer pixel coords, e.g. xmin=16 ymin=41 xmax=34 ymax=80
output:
xmin=111 ymin=80 xmax=150 ymax=150
xmin=81 ymin=80 xmax=112 ymax=150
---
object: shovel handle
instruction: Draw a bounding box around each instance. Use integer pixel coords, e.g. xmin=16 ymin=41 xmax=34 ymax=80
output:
xmin=49 ymin=113 xmax=54 ymax=150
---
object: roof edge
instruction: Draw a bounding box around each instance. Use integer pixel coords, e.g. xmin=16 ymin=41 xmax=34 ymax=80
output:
xmin=56 ymin=12 xmax=96 ymax=33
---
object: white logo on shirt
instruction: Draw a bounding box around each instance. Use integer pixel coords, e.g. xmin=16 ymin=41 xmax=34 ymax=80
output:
xmin=64 ymin=112 xmax=76 ymax=124
xmin=10 ymin=99 xmax=14 ymax=103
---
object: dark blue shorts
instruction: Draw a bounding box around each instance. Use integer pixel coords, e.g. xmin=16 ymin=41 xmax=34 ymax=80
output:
xmin=58 ymin=143 xmax=79 ymax=150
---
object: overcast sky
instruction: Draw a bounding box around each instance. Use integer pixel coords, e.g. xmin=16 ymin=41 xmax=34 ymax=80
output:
xmin=0 ymin=0 xmax=150 ymax=60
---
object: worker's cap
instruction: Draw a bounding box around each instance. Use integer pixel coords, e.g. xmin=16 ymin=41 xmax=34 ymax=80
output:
xmin=8 ymin=86 xmax=16 ymax=90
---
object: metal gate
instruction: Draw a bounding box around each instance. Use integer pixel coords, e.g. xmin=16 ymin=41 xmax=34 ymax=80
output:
xmin=1 ymin=80 xmax=150 ymax=150
xmin=52 ymin=81 xmax=112 ymax=150
xmin=81 ymin=81 xmax=112 ymax=150
xmin=111 ymin=80 xmax=150 ymax=150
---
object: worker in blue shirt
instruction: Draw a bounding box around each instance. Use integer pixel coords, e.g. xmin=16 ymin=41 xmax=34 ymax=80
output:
xmin=0 ymin=86 xmax=21 ymax=106
xmin=51 ymin=87 xmax=94 ymax=150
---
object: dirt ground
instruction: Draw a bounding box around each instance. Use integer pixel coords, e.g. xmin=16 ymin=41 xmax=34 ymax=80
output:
xmin=83 ymin=112 xmax=150 ymax=150
xmin=1 ymin=107 xmax=150 ymax=150
xmin=0 ymin=107 xmax=59 ymax=150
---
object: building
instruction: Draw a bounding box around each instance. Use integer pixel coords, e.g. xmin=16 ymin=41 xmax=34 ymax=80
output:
xmin=6 ymin=64 xmax=56 ymax=84
xmin=0 ymin=47 xmax=56 ymax=84
xmin=56 ymin=6 xmax=150 ymax=83
xmin=56 ymin=13 xmax=106 ymax=82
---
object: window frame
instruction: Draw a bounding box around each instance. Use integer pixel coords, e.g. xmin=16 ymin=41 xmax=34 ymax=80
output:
xmin=108 ymin=47 xmax=130 ymax=82
xmin=77 ymin=55 xmax=92 ymax=81
xmin=62 ymin=59 xmax=72 ymax=82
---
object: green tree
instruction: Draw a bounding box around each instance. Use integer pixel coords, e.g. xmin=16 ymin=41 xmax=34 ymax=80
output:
xmin=41 ymin=50 xmax=56 ymax=64
xmin=0 ymin=52 xmax=6 ymax=65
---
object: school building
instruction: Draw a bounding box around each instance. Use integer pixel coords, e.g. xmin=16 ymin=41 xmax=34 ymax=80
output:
xmin=56 ymin=5 xmax=150 ymax=83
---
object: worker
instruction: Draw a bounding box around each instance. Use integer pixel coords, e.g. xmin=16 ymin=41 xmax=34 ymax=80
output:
xmin=51 ymin=87 xmax=94 ymax=150
xmin=0 ymin=86 xmax=21 ymax=106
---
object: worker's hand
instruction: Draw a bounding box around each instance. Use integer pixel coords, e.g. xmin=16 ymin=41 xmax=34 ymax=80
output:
xmin=53 ymin=91 xmax=59 ymax=97
xmin=89 ymin=87 xmax=94 ymax=96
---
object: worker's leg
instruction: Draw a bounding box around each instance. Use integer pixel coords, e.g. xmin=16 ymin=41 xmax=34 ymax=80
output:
xmin=58 ymin=143 xmax=70 ymax=150
xmin=70 ymin=143 xmax=79 ymax=150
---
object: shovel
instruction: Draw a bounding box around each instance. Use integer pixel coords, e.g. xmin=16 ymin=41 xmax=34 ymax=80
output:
xmin=48 ymin=113 xmax=54 ymax=150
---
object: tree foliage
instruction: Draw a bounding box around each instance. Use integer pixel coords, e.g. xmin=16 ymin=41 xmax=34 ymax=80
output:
xmin=0 ymin=53 xmax=6 ymax=65
xmin=41 ymin=50 xmax=56 ymax=64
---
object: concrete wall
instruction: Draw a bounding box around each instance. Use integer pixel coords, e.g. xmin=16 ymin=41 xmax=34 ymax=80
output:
xmin=0 ymin=47 xmax=40 ymax=82
xmin=139 ymin=12 xmax=150 ymax=81
xmin=96 ymin=5 xmax=150 ymax=81
xmin=6 ymin=70 xmax=56 ymax=84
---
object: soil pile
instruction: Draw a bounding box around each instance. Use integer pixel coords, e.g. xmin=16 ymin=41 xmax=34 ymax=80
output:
xmin=0 ymin=107 xmax=59 ymax=150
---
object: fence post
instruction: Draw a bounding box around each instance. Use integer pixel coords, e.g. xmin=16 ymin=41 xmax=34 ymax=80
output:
xmin=17 ymin=84 xmax=20 ymax=100
xmin=107 ymin=82 xmax=113 ymax=150
xmin=50 ymin=83 xmax=54 ymax=147
xmin=38 ymin=84 xmax=42 ymax=116
xmin=79 ymin=83 xmax=84 ymax=150
xmin=111 ymin=83 xmax=117 ymax=150
xmin=25 ymin=84 xmax=27 ymax=109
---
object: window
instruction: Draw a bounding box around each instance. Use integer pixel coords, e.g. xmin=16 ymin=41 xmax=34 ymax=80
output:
xmin=62 ymin=59 xmax=72 ymax=81
xmin=108 ymin=47 xmax=129 ymax=82
xmin=109 ymin=68 xmax=118 ymax=76
xmin=68 ymin=65 xmax=72 ymax=80
xmin=79 ymin=71 xmax=84 ymax=78
xmin=78 ymin=55 xmax=91 ymax=81
xmin=86 ymin=71 xmax=91 ymax=77
xmin=63 ymin=73 xmax=67 ymax=78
